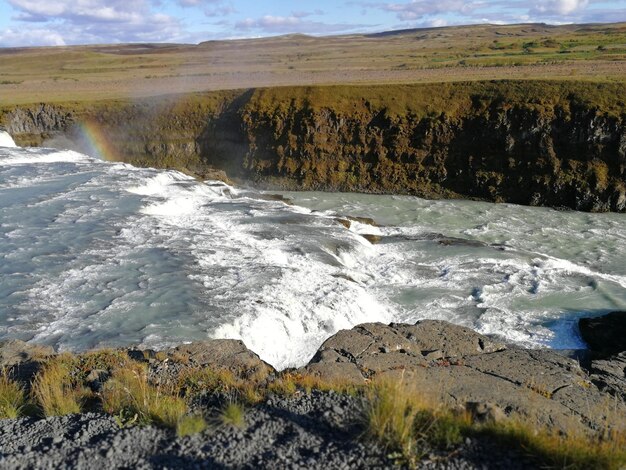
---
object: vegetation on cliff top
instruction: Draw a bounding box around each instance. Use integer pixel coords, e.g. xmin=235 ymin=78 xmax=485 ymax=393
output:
xmin=3 ymin=80 xmax=625 ymax=136
xmin=247 ymin=80 xmax=626 ymax=118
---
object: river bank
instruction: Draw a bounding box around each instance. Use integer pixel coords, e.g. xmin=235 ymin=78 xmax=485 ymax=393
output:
xmin=1 ymin=317 xmax=625 ymax=469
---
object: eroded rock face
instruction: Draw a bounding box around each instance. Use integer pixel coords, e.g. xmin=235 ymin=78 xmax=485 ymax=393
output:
xmin=204 ymin=98 xmax=626 ymax=212
xmin=300 ymin=320 xmax=626 ymax=434
xmin=588 ymin=352 xmax=626 ymax=401
xmin=4 ymin=105 xmax=73 ymax=146
xmin=2 ymin=83 xmax=626 ymax=212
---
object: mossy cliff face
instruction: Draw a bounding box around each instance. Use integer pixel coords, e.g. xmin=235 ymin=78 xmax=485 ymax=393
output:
xmin=2 ymin=81 xmax=626 ymax=211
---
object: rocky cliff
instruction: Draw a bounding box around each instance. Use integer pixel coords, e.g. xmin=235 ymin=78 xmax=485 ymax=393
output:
xmin=2 ymin=81 xmax=626 ymax=211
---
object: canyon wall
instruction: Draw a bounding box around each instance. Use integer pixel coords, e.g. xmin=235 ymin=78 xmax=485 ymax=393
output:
xmin=2 ymin=81 xmax=626 ymax=211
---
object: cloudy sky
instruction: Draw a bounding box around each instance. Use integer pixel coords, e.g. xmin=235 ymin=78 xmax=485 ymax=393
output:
xmin=0 ymin=0 xmax=624 ymax=47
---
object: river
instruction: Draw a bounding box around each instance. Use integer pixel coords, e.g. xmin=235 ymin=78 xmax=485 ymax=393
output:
xmin=1 ymin=132 xmax=625 ymax=369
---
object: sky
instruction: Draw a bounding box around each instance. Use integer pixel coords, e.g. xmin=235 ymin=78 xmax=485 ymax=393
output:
xmin=0 ymin=0 xmax=625 ymax=47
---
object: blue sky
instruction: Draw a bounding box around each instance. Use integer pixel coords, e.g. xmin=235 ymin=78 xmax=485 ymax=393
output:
xmin=0 ymin=0 xmax=625 ymax=47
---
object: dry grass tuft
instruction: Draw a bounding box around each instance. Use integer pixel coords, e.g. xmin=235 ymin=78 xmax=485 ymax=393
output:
xmin=219 ymin=402 xmax=246 ymax=429
xmin=0 ymin=373 xmax=26 ymax=419
xmin=361 ymin=377 xmax=626 ymax=469
xmin=267 ymin=377 xmax=297 ymax=397
xmin=176 ymin=414 xmax=208 ymax=437
xmin=362 ymin=379 xmax=421 ymax=463
xmin=175 ymin=367 xmax=237 ymax=397
xmin=478 ymin=421 xmax=626 ymax=470
xmin=102 ymin=363 xmax=187 ymax=429
xmin=238 ymin=382 xmax=264 ymax=405
xmin=32 ymin=361 xmax=86 ymax=416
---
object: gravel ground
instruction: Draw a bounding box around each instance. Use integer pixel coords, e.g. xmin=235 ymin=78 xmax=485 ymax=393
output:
xmin=0 ymin=390 xmax=537 ymax=469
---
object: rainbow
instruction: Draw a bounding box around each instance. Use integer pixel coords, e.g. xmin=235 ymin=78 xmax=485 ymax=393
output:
xmin=74 ymin=119 xmax=120 ymax=162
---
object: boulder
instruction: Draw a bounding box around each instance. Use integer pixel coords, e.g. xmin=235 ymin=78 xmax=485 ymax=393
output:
xmin=0 ymin=340 xmax=54 ymax=367
xmin=361 ymin=234 xmax=383 ymax=244
xmin=0 ymin=340 xmax=54 ymax=384
xmin=579 ymin=311 xmax=626 ymax=358
xmin=300 ymin=320 xmax=626 ymax=434
xmin=168 ymin=339 xmax=274 ymax=378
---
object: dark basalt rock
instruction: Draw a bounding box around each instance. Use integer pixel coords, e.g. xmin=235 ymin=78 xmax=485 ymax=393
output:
xmin=0 ymin=340 xmax=54 ymax=367
xmin=3 ymin=320 xmax=626 ymax=440
xmin=588 ymin=352 xmax=626 ymax=401
xmin=346 ymin=216 xmax=378 ymax=227
xmin=0 ymin=340 xmax=54 ymax=384
xmin=1 ymin=320 xmax=625 ymax=468
xmin=579 ymin=311 xmax=626 ymax=358
xmin=361 ymin=234 xmax=382 ymax=244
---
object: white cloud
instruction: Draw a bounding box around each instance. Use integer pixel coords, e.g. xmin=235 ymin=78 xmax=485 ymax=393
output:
xmin=175 ymin=0 xmax=235 ymax=17
xmin=532 ymin=0 xmax=589 ymax=15
xmin=0 ymin=28 xmax=66 ymax=47
xmin=8 ymin=0 xmax=148 ymax=22
xmin=4 ymin=0 xmax=183 ymax=45
xmin=259 ymin=15 xmax=301 ymax=27
xmin=235 ymin=15 xmax=308 ymax=31
xmin=234 ymin=14 xmax=367 ymax=34
xmin=429 ymin=18 xmax=448 ymax=27
xmin=379 ymin=0 xmax=481 ymax=20
xmin=6 ymin=1 xmax=66 ymax=16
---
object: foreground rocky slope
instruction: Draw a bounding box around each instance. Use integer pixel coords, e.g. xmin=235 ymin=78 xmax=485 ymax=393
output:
xmin=2 ymin=81 xmax=626 ymax=211
xmin=1 ymin=318 xmax=624 ymax=469
xmin=0 ymin=392 xmax=541 ymax=470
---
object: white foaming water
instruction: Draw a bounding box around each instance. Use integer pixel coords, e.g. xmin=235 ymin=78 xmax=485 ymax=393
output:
xmin=0 ymin=131 xmax=17 ymax=148
xmin=1 ymin=144 xmax=626 ymax=368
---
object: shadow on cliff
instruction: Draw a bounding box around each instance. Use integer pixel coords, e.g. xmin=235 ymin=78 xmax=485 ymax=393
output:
xmin=197 ymin=88 xmax=255 ymax=177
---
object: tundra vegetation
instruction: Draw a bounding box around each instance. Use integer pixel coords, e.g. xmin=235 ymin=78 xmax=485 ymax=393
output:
xmin=0 ymin=22 xmax=625 ymax=105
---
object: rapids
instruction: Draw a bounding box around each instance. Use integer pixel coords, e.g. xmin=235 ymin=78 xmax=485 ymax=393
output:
xmin=1 ymin=143 xmax=625 ymax=368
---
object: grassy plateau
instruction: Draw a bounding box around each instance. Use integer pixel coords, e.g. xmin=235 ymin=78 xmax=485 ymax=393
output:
xmin=0 ymin=22 xmax=625 ymax=105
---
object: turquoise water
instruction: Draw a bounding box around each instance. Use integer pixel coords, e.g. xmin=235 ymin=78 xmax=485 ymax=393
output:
xmin=1 ymin=135 xmax=625 ymax=368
